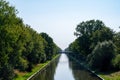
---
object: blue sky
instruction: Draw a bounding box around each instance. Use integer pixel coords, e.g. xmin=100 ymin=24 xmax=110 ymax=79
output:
xmin=7 ymin=0 xmax=120 ymax=49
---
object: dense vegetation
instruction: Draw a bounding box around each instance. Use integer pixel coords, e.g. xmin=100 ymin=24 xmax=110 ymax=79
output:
xmin=0 ymin=0 xmax=61 ymax=80
xmin=67 ymin=20 xmax=120 ymax=72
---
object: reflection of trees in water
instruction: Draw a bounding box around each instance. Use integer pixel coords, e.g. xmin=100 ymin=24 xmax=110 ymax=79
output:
xmin=68 ymin=56 xmax=101 ymax=80
xmin=30 ymin=56 xmax=60 ymax=80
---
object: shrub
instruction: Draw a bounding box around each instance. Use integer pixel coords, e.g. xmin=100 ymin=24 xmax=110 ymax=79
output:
xmin=87 ymin=41 xmax=116 ymax=71
xmin=17 ymin=57 xmax=28 ymax=71
xmin=112 ymin=54 xmax=120 ymax=70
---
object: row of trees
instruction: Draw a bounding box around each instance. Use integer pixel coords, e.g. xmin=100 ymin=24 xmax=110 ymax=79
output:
xmin=0 ymin=0 xmax=61 ymax=80
xmin=66 ymin=20 xmax=120 ymax=72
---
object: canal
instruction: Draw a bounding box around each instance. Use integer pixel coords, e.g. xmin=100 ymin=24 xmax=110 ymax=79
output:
xmin=30 ymin=54 xmax=102 ymax=80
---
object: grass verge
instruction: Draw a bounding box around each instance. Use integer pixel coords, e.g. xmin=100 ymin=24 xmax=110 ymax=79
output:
xmin=14 ymin=54 xmax=60 ymax=80
xmin=98 ymin=71 xmax=120 ymax=80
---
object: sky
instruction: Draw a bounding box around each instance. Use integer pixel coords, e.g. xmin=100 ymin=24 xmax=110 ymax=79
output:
xmin=6 ymin=0 xmax=120 ymax=50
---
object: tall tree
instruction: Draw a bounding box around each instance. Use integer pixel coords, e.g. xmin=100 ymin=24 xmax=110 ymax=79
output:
xmin=40 ymin=33 xmax=55 ymax=60
xmin=74 ymin=20 xmax=114 ymax=56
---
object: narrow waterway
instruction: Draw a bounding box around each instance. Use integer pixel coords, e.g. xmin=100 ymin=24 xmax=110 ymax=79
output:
xmin=30 ymin=54 xmax=101 ymax=80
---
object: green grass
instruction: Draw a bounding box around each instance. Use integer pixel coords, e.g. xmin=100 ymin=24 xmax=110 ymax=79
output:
xmin=98 ymin=71 xmax=120 ymax=80
xmin=14 ymin=54 xmax=60 ymax=80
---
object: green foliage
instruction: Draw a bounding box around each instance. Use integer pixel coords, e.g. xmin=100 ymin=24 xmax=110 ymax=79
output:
xmin=17 ymin=57 xmax=29 ymax=71
xmin=112 ymin=54 xmax=120 ymax=69
xmin=68 ymin=38 xmax=80 ymax=54
xmin=0 ymin=0 xmax=20 ymax=26
xmin=40 ymin=32 xmax=56 ymax=60
xmin=87 ymin=41 xmax=116 ymax=71
xmin=0 ymin=64 xmax=14 ymax=80
xmin=74 ymin=20 xmax=105 ymax=37
xmin=73 ymin=20 xmax=114 ymax=56
xmin=113 ymin=32 xmax=120 ymax=54
xmin=28 ymin=32 xmax=45 ymax=64
xmin=0 ymin=0 xmax=61 ymax=79
xmin=90 ymin=26 xmax=114 ymax=50
xmin=67 ymin=19 xmax=119 ymax=72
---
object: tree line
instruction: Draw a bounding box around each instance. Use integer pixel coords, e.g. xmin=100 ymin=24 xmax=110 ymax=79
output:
xmin=0 ymin=0 xmax=61 ymax=80
xmin=66 ymin=20 xmax=120 ymax=72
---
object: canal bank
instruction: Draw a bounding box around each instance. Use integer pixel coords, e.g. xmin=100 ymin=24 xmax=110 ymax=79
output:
xmin=27 ymin=54 xmax=60 ymax=80
xmin=14 ymin=54 xmax=60 ymax=80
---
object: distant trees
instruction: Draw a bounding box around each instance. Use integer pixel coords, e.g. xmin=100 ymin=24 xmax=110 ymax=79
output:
xmin=0 ymin=0 xmax=61 ymax=79
xmin=67 ymin=19 xmax=120 ymax=72
xmin=68 ymin=38 xmax=80 ymax=54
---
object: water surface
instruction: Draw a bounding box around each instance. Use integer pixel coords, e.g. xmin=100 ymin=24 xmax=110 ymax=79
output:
xmin=30 ymin=54 xmax=101 ymax=80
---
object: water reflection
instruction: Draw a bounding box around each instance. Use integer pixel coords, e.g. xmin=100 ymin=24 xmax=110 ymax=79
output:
xmin=30 ymin=54 xmax=101 ymax=80
xmin=68 ymin=55 xmax=101 ymax=80
xmin=30 ymin=56 xmax=60 ymax=80
xmin=54 ymin=54 xmax=74 ymax=80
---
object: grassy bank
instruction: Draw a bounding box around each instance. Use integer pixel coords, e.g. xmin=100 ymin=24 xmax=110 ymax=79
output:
xmin=14 ymin=54 xmax=60 ymax=80
xmin=98 ymin=71 xmax=120 ymax=80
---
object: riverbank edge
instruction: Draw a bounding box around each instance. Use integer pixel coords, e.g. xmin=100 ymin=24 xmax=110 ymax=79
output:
xmin=67 ymin=54 xmax=104 ymax=80
xmin=26 ymin=54 xmax=60 ymax=80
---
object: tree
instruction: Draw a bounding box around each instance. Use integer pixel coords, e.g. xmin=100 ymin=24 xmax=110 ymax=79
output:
xmin=0 ymin=64 xmax=14 ymax=80
xmin=90 ymin=27 xmax=114 ymax=50
xmin=73 ymin=20 xmax=114 ymax=56
xmin=27 ymin=31 xmax=46 ymax=64
xmin=113 ymin=32 xmax=120 ymax=54
xmin=87 ymin=41 xmax=116 ymax=71
xmin=74 ymin=20 xmax=105 ymax=37
xmin=0 ymin=0 xmax=61 ymax=79
xmin=0 ymin=0 xmax=21 ymax=78
xmin=68 ymin=39 xmax=80 ymax=54
xmin=0 ymin=0 xmax=22 ymax=26
xmin=40 ymin=33 xmax=55 ymax=60
xmin=74 ymin=20 xmax=106 ymax=55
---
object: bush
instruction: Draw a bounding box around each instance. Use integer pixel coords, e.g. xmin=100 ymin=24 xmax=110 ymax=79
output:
xmin=17 ymin=57 xmax=28 ymax=71
xmin=87 ymin=41 xmax=116 ymax=71
xmin=112 ymin=54 xmax=120 ymax=70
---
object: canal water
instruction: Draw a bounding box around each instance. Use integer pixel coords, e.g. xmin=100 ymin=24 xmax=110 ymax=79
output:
xmin=30 ymin=54 xmax=101 ymax=80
